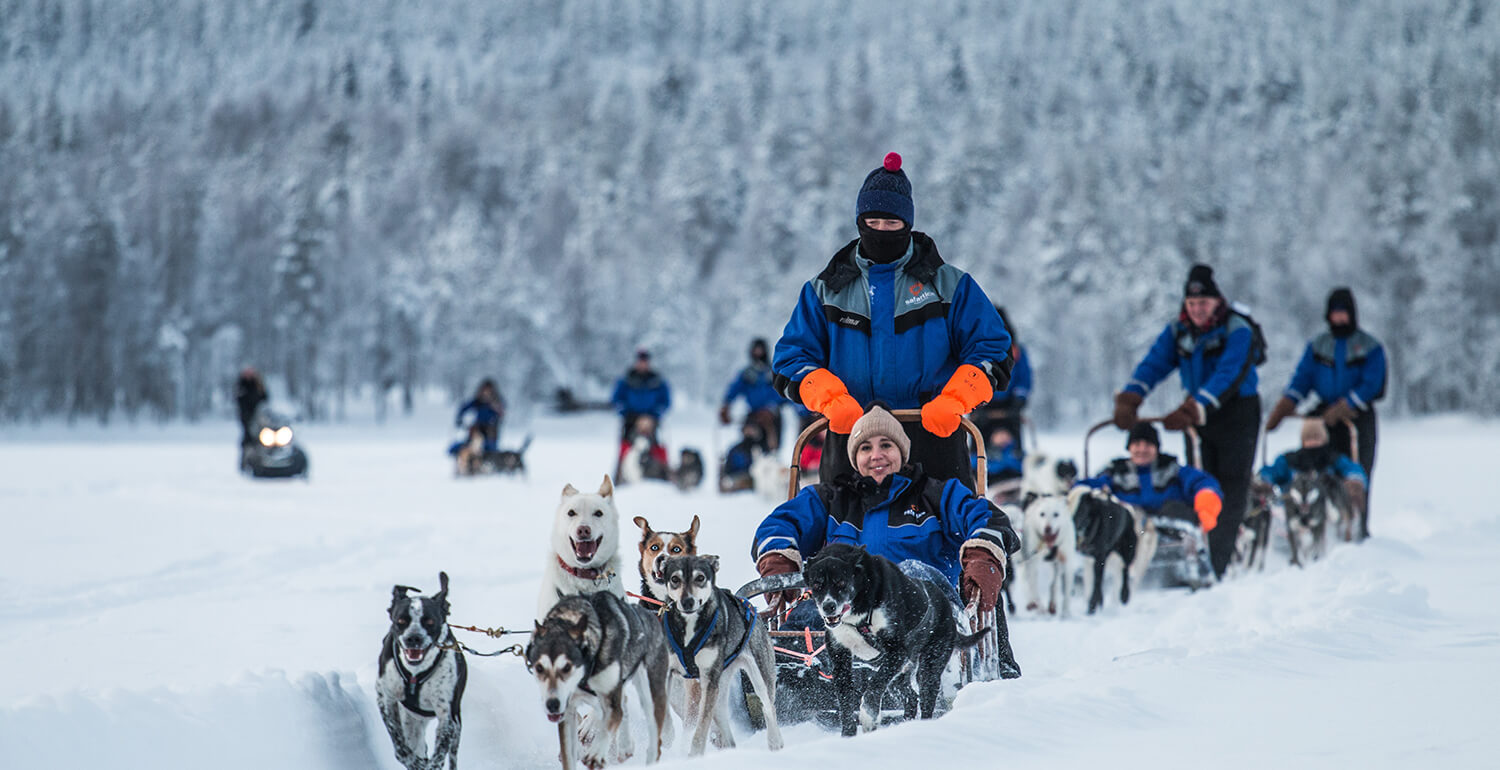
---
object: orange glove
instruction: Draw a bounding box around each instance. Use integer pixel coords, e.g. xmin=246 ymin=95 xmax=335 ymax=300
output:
xmin=798 ymin=369 xmax=864 ymax=434
xmin=1194 ymin=488 xmax=1222 ymax=532
xmin=921 ymin=364 xmax=994 ymax=437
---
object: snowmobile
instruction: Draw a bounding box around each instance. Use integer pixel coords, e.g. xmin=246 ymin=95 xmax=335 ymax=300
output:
xmin=1082 ymin=417 xmax=1214 ymax=590
xmin=736 ymin=410 xmax=1006 ymax=729
xmin=241 ymin=406 xmax=310 ymax=479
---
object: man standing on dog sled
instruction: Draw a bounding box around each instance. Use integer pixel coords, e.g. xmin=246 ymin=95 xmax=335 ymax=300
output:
xmin=771 ymin=152 xmax=1013 ymax=492
xmin=1112 ymin=264 xmax=1260 ymax=580
xmin=752 ymin=405 xmax=1023 ymax=678
xmin=451 ymin=378 xmax=506 ymax=454
xmin=1263 ymin=288 xmax=1386 ymax=539
xmin=611 ymin=348 xmax=672 ymax=439
xmin=719 ymin=337 xmax=787 ymax=451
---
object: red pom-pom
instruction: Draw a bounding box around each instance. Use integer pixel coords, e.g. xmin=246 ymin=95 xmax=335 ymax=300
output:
xmin=883 ymin=152 xmax=902 ymax=172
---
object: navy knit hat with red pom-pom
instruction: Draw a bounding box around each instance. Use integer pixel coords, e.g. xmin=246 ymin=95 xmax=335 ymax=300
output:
xmin=856 ymin=152 xmax=914 ymax=228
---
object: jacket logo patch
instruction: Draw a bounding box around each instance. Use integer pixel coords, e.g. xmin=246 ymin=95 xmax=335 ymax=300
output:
xmin=836 ymin=314 xmax=863 ymax=328
xmin=904 ymin=282 xmax=936 ymax=306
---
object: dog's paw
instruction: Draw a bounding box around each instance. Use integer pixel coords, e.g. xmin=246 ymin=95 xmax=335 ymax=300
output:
xmin=576 ymin=713 xmax=598 ymax=747
xmin=1025 ymin=601 xmax=1039 ymax=612
xmin=582 ymin=749 xmax=608 ymax=770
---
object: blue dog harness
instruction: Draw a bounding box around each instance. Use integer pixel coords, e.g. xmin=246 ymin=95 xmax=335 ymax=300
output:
xmin=663 ymin=596 xmax=759 ymax=679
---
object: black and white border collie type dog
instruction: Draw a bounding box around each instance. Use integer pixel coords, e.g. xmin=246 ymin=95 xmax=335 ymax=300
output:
xmin=377 ymin=572 xmax=466 ymax=770
xmin=802 ymin=543 xmax=986 ymax=735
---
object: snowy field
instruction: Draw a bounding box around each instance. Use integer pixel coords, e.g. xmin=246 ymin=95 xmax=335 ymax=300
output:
xmin=3 ymin=404 xmax=1497 ymax=769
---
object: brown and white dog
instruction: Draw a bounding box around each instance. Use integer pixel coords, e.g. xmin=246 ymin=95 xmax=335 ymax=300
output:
xmin=632 ymin=515 xmax=700 ymax=606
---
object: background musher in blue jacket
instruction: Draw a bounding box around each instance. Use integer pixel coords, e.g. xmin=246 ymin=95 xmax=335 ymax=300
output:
xmin=1079 ymin=423 xmax=1224 ymax=532
xmin=451 ymin=378 xmax=505 ymax=454
xmin=610 ymin=348 xmax=671 ymax=440
xmin=752 ymin=406 xmax=1021 ymax=678
xmin=974 ymin=306 xmax=1032 ymax=446
xmin=771 ymin=152 xmax=1013 ymax=491
xmin=719 ymin=338 xmax=787 ymax=452
xmin=1255 ymin=419 xmax=1368 ymax=517
xmin=1111 ymin=264 xmax=1258 ymax=579
xmin=1263 ymin=288 xmax=1386 ymax=538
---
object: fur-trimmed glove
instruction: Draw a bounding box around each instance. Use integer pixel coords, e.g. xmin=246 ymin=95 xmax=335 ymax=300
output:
xmin=1193 ymin=489 xmax=1222 ymax=532
xmin=1264 ymin=396 xmax=1297 ymax=432
xmin=799 ymin=368 xmax=864 ymax=434
xmin=959 ymin=546 xmax=1005 ymax=613
xmin=1322 ymin=400 xmax=1358 ymax=426
xmin=921 ymin=364 xmax=994 ymax=437
xmin=1162 ymin=397 xmax=1204 ymax=431
xmin=1112 ymin=391 xmax=1144 ymax=430
xmin=755 ymin=552 xmax=803 ymax=611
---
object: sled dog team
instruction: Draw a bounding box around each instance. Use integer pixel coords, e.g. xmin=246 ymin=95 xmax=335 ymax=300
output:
xmin=378 ymin=473 xmax=1002 ymax=770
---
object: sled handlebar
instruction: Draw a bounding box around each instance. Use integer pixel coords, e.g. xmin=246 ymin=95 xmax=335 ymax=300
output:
xmin=787 ymin=410 xmax=985 ymax=500
xmin=1083 ymin=417 xmax=1200 ymax=477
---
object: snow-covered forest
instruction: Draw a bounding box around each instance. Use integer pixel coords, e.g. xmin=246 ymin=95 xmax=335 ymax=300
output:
xmin=2 ymin=0 xmax=1497 ymax=423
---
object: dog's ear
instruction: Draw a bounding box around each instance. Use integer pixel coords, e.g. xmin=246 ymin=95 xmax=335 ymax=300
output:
xmin=389 ymin=584 xmax=418 ymax=616
xmin=632 ymin=516 xmax=652 ymax=534
xmin=562 ymin=483 xmax=579 ymax=499
xmin=599 ymin=474 xmax=614 ymax=498
xmin=687 ymin=515 xmax=701 ymax=543
xmin=435 ymin=571 xmax=451 ymax=614
xmin=704 ymin=554 xmax=720 ymax=575
xmin=568 ymin=614 xmax=589 ymax=640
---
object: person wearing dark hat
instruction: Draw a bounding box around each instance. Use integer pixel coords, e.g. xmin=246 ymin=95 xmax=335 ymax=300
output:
xmin=1078 ymin=422 xmax=1224 ymax=534
xmin=771 ymin=152 xmax=1014 ymax=491
xmin=1110 ymin=264 xmax=1259 ymax=579
xmin=1264 ymin=287 xmax=1385 ymax=538
xmin=719 ymin=337 xmax=787 ymax=452
xmin=752 ymin=405 xmax=1022 ymax=678
xmin=610 ymin=348 xmax=672 ymax=441
xmin=451 ymin=378 xmax=507 ymax=454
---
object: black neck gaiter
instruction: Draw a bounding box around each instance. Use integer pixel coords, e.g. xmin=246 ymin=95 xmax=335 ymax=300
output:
xmin=856 ymin=222 xmax=912 ymax=264
xmin=1329 ymin=322 xmax=1356 ymax=339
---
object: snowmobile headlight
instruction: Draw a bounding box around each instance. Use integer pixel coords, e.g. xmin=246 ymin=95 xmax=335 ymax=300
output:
xmin=275 ymin=426 xmax=293 ymax=446
xmin=259 ymin=427 xmax=276 ymax=447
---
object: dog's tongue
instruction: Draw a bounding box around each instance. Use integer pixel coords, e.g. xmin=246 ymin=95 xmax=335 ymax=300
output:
xmin=573 ymin=538 xmax=600 ymax=562
xmin=546 ymin=712 xmax=563 ymax=723
xmin=403 ymin=647 xmax=426 ymax=663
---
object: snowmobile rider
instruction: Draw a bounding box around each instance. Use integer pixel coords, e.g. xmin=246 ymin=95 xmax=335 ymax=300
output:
xmin=974 ymin=305 xmax=1032 ymax=443
xmin=719 ymin=337 xmax=787 ymax=451
xmin=452 ymin=378 xmax=506 ymax=454
xmin=1263 ymin=287 xmax=1385 ymax=538
xmin=610 ymin=348 xmax=671 ymax=440
xmin=752 ymin=405 xmax=1022 ymax=677
xmin=1111 ymin=264 xmax=1258 ymax=579
xmin=1255 ymin=418 xmax=1368 ymax=517
xmin=771 ymin=152 xmax=1013 ymax=491
xmin=1079 ymin=422 xmax=1224 ymax=533
xmin=235 ymin=367 xmax=268 ymax=448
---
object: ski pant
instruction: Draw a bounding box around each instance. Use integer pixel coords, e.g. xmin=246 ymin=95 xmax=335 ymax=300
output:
xmin=1324 ymin=406 xmax=1377 ymax=537
xmin=1183 ymin=394 xmax=1259 ymax=579
xmin=821 ymin=423 xmax=976 ymax=494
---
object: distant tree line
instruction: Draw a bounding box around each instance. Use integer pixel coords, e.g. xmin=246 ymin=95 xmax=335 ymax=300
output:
xmin=1 ymin=0 xmax=1496 ymax=423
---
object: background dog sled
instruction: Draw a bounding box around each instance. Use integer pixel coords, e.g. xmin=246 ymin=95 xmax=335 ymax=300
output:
xmin=1083 ymin=417 xmax=1214 ymax=591
xmin=737 ymin=410 xmax=1003 ymax=729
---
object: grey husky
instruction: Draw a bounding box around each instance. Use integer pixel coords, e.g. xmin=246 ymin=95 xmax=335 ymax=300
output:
xmin=527 ymin=592 xmax=671 ymax=770
xmin=659 ymin=554 xmax=784 ymax=756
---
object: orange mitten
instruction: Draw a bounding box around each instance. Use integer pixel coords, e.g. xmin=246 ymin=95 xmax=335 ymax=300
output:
xmin=921 ymin=364 xmax=994 ymax=437
xmin=1194 ymin=489 xmax=1222 ymax=532
xmin=798 ymin=368 xmax=864 ymax=434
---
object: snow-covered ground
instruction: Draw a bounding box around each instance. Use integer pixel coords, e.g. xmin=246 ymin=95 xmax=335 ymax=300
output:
xmin=3 ymin=405 xmax=1497 ymax=769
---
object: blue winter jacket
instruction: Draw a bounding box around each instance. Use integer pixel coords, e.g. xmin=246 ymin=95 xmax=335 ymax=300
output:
xmin=722 ymin=363 xmax=784 ymax=413
xmin=1079 ymin=455 xmax=1223 ymax=514
xmin=993 ymin=345 xmax=1032 ymax=407
xmin=611 ymin=370 xmax=671 ymax=418
xmin=1258 ymin=447 xmax=1367 ymax=488
xmin=753 ymin=466 xmax=1019 ymax=586
xmin=1123 ymin=309 xmax=1259 ymax=415
xmin=975 ymin=443 xmax=1024 ymax=480
xmin=772 ymin=233 xmax=1012 ymax=410
xmin=1284 ymin=330 xmax=1387 ymax=411
xmin=455 ymin=397 xmax=504 ymax=428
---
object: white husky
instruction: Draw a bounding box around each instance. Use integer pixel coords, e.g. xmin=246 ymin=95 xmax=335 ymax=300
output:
xmin=1019 ymin=494 xmax=1079 ymax=617
xmin=538 ymin=475 xmax=627 ymax=621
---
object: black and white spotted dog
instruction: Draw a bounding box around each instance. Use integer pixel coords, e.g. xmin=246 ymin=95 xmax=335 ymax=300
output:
xmin=377 ymin=572 xmax=466 ymax=770
xmin=802 ymin=544 xmax=987 ymax=736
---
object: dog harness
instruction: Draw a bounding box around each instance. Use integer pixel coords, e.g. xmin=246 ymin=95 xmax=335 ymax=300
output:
xmin=663 ymin=596 xmax=758 ymax=679
xmin=395 ymin=647 xmax=448 ymax=718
